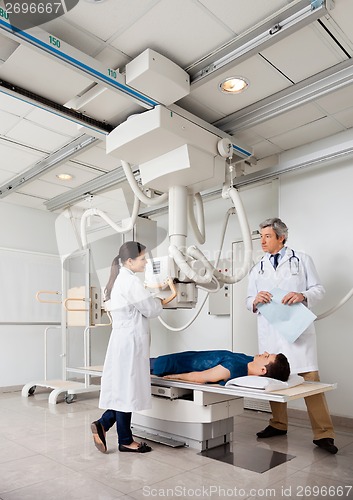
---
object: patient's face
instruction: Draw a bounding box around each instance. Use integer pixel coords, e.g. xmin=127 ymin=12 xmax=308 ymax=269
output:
xmin=253 ymin=352 xmax=277 ymax=371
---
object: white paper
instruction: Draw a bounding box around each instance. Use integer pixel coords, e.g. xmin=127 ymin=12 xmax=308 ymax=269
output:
xmin=257 ymin=288 xmax=317 ymax=343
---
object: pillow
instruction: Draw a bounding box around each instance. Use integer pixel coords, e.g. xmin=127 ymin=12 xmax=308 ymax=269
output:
xmin=225 ymin=374 xmax=304 ymax=392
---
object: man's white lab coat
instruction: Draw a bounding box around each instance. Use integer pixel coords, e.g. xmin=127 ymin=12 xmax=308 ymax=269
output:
xmin=246 ymin=247 xmax=325 ymax=374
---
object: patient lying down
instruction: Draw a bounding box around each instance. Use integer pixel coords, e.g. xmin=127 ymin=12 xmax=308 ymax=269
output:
xmin=150 ymin=350 xmax=290 ymax=385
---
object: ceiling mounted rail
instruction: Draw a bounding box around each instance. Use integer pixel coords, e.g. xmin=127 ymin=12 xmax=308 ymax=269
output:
xmin=188 ymin=0 xmax=331 ymax=89
xmin=233 ymin=130 xmax=353 ymax=188
xmin=0 ymin=134 xmax=97 ymax=198
xmin=44 ymin=166 xmax=139 ymax=211
xmin=214 ymin=58 xmax=353 ymax=134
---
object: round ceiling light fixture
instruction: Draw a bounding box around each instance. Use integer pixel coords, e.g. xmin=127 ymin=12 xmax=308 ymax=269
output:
xmin=56 ymin=173 xmax=74 ymax=181
xmin=219 ymin=76 xmax=249 ymax=94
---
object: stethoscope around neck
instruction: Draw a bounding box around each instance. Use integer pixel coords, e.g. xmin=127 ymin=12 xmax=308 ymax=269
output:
xmin=259 ymin=249 xmax=300 ymax=275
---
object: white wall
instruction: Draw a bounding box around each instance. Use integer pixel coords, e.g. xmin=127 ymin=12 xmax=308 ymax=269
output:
xmin=279 ymin=158 xmax=353 ymax=418
xmin=1 ymin=202 xmax=59 ymax=253
xmin=0 ymin=201 xmax=60 ymax=386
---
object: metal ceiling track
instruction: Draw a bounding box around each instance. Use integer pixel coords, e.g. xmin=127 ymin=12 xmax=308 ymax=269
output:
xmin=188 ymin=0 xmax=332 ymax=88
xmin=0 ymin=134 xmax=97 ymax=198
xmin=44 ymin=165 xmax=138 ymax=211
xmin=214 ymin=58 xmax=353 ymax=134
xmin=233 ymin=129 xmax=353 ymax=188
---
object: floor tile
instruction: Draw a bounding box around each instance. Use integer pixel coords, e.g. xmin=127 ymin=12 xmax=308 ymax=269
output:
xmin=0 ymin=391 xmax=352 ymax=500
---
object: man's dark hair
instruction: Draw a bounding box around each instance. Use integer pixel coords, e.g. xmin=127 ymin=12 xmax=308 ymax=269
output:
xmin=264 ymin=353 xmax=290 ymax=381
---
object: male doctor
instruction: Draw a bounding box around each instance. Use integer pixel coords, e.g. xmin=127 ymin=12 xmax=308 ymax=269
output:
xmin=246 ymin=217 xmax=337 ymax=454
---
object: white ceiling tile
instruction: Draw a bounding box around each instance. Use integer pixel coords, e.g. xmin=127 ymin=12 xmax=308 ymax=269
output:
xmin=0 ymin=170 xmax=15 ymax=184
xmin=1 ymin=192 xmax=47 ymax=210
xmin=329 ymin=0 xmax=353 ymax=47
xmin=252 ymin=140 xmax=284 ymax=160
xmin=188 ymin=55 xmax=291 ymax=116
xmin=0 ymin=110 xmax=22 ymax=134
xmin=42 ymin=17 xmax=104 ymax=56
xmin=251 ymin=104 xmax=326 ymax=138
xmin=261 ymin=24 xmax=347 ymax=84
xmin=231 ymin=129 xmax=264 ymax=147
xmin=110 ymin=0 xmax=233 ymax=67
xmin=74 ymin=145 xmax=120 ymax=171
xmin=269 ymin=117 xmax=345 ymax=150
xmin=315 ymin=85 xmax=353 ymax=115
xmin=0 ymin=46 xmax=94 ymax=105
xmin=24 ymin=108 xmax=80 ymax=137
xmin=198 ymin=0 xmax=292 ymax=35
xmin=39 ymin=162 xmax=103 ymax=187
xmin=17 ymin=179 xmax=71 ymax=198
xmin=5 ymin=120 xmax=72 ymax=151
xmin=0 ymin=141 xmax=45 ymax=174
xmin=0 ymin=92 xmax=33 ymax=116
xmin=332 ymin=109 xmax=353 ymax=129
xmin=62 ymin=0 xmax=160 ymax=43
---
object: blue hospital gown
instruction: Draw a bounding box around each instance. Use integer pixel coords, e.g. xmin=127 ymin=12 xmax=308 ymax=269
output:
xmin=151 ymin=350 xmax=253 ymax=385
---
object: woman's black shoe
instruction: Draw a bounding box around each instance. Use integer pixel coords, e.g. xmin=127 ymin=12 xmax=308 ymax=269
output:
xmin=119 ymin=442 xmax=152 ymax=453
xmin=91 ymin=421 xmax=107 ymax=453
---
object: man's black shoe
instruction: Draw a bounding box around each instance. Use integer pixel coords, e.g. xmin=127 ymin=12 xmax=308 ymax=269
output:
xmin=313 ymin=438 xmax=338 ymax=454
xmin=257 ymin=425 xmax=287 ymax=438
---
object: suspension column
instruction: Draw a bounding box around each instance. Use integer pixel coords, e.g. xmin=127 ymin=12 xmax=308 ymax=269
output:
xmin=168 ymin=185 xmax=188 ymax=249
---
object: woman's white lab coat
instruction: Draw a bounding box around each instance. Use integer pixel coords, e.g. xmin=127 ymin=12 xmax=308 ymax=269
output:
xmin=246 ymin=247 xmax=325 ymax=374
xmin=99 ymin=267 xmax=163 ymax=412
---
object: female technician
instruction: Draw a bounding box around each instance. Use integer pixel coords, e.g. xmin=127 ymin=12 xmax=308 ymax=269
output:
xmin=91 ymin=241 xmax=163 ymax=454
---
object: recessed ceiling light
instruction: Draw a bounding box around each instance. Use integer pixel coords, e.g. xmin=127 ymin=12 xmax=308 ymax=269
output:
xmin=84 ymin=0 xmax=107 ymax=3
xmin=219 ymin=76 xmax=249 ymax=94
xmin=56 ymin=173 xmax=74 ymax=181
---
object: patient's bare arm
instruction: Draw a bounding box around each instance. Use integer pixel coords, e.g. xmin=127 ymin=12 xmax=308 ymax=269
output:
xmin=162 ymin=365 xmax=230 ymax=384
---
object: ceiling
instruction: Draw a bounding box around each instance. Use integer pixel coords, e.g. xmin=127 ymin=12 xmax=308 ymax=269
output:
xmin=1 ymin=0 xmax=353 ymax=224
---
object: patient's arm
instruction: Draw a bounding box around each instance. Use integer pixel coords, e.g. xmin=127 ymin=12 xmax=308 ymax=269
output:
xmin=162 ymin=364 xmax=231 ymax=384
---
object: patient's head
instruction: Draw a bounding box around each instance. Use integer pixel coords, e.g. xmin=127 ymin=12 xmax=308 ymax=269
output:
xmin=249 ymin=352 xmax=290 ymax=381
xmin=264 ymin=353 xmax=290 ymax=381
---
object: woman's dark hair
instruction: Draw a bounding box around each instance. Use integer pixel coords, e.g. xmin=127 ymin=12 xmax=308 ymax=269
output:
xmin=264 ymin=353 xmax=290 ymax=381
xmin=104 ymin=241 xmax=146 ymax=300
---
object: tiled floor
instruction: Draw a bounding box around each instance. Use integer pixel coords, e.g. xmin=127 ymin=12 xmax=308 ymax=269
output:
xmin=0 ymin=389 xmax=353 ymax=500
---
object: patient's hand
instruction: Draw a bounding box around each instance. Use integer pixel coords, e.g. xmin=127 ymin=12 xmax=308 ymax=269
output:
xmin=162 ymin=374 xmax=182 ymax=380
